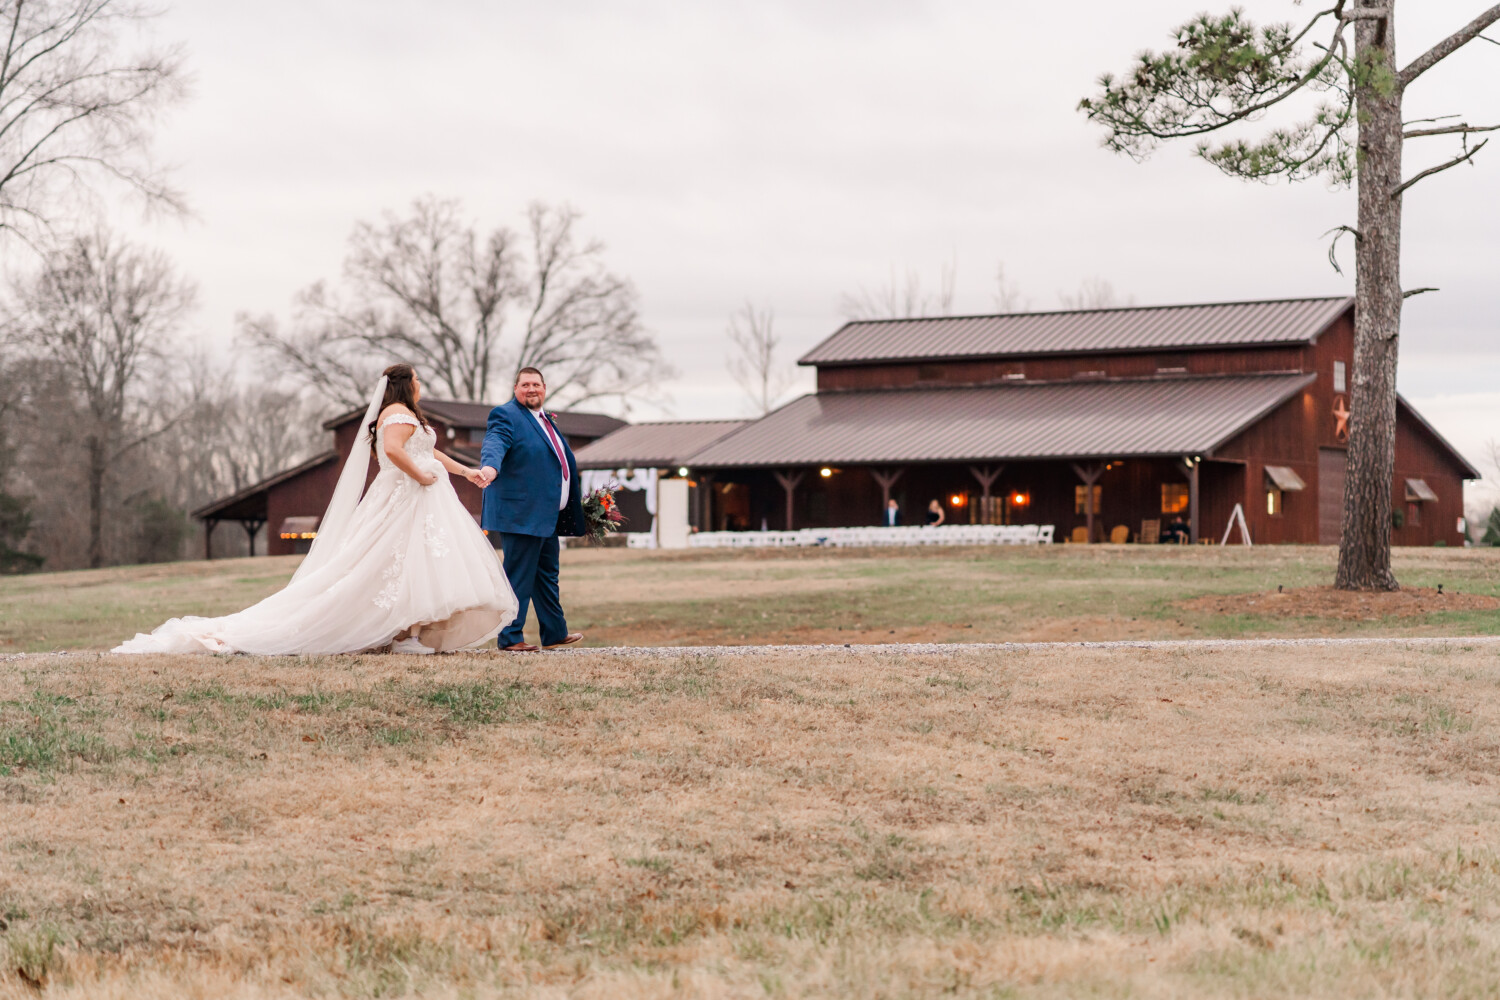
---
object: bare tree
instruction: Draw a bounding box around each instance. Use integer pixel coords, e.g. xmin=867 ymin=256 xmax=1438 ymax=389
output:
xmin=6 ymin=230 xmax=194 ymax=566
xmin=0 ymin=0 xmax=185 ymax=246
xmin=992 ymin=263 xmax=1029 ymax=313
xmin=840 ymin=257 xmax=957 ymax=320
xmin=242 ymin=197 xmax=670 ymax=413
xmin=725 ymin=301 xmax=793 ymax=416
xmin=1057 ymin=276 xmax=1134 ymax=310
xmin=158 ymin=355 xmax=325 ymax=508
xmin=1081 ymin=2 xmax=1500 ymax=590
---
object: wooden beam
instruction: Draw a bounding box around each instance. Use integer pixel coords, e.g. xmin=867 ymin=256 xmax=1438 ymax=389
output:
xmin=968 ymin=464 xmax=1004 ymax=498
xmin=204 ymin=519 xmax=218 ymax=561
xmin=1071 ymin=462 xmax=1105 ymax=543
xmin=1177 ymin=458 xmax=1200 ymax=545
xmin=870 ymin=467 xmax=905 ymax=513
xmin=696 ymin=472 xmax=715 ymax=532
xmin=244 ymin=519 xmax=265 ymax=557
xmin=772 ymin=469 xmax=805 ymax=530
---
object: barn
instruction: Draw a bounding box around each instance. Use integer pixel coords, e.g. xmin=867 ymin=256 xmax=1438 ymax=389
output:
xmin=577 ymin=297 xmax=1477 ymax=546
xmin=194 ymin=401 xmax=625 ymax=557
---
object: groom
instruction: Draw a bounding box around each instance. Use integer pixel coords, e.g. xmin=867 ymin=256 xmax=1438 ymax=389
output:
xmin=478 ymin=367 xmax=586 ymax=651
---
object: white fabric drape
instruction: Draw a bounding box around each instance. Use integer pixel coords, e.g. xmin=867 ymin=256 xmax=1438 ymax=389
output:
xmin=291 ymin=375 xmax=387 ymax=585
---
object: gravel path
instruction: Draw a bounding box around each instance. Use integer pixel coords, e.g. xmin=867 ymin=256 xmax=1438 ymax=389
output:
xmin=7 ymin=634 xmax=1500 ymax=662
xmin=546 ymin=635 xmax=1500 ymax=658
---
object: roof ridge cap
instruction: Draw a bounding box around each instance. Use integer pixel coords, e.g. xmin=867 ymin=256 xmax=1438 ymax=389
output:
xmin=832 ymin=295 xmax=1353 ymax=327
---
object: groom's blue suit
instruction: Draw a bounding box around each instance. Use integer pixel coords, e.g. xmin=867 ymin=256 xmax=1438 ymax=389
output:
xmin=480 ymin=398 xmax=585 ymax=647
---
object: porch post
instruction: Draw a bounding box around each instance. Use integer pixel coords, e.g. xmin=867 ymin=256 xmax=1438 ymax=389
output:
xmin=870 ymin=467 xmax=904 ymax=517
xmin=968 ymin=464 xmax=1004 ymax=524
xmin=697 ymin=472 xmax=716 ymax=531
xmin=204 ymin=518 xmax=218 ymax=560
xmin=245 ymin=519 xmax=265 ymax=557
xmin=772 ymin=469 xmax=805 ymax=531
xmin=1071 ymin=462 xmax=1105 ymax=543
xmin=1178 ymin=457 xmax=1200 ymax=545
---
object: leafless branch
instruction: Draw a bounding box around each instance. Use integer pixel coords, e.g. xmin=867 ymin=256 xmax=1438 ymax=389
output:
xmin=1393 ymin=138 xmax=1490 ymax=197
xmin=1402 ymin=287 xmax=1439 ymax=299
xmin=244 ymin=198 xmax=670 ymax=414
xmin=840 ymin=257 xmax=957 ymax=321
xmin=725 ymin=301 xmax=793 ymax=417
xmin=0 ymin=0 xmax=186 ymax=245
xmin=1322 ymin=224 xmax=1360 ymax=275
xmin=1403 ymin=122 xmax=1500 ymax=139
xmin=1399 ymin=5 xmax=1500 ymax=87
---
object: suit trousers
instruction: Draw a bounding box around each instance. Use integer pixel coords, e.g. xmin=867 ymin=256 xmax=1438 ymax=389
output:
xmin=498 ymin=532 xmax=568 ymax=647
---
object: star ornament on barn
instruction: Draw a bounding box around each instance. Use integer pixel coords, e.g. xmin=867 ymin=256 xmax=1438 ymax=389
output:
xmin=1332 ymin=395 xmax=1351 ymax=442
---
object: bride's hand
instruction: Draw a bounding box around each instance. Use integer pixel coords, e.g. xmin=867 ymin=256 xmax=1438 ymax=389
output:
xmin=461 ymin=467 xmax=486 ymax=487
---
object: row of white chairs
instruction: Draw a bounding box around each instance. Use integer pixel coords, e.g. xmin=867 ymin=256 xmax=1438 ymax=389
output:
xmin=687 ymin=524 xmax=1055 ymax=549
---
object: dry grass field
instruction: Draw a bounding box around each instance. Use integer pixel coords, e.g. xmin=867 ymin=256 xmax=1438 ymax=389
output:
xmin=5 ymin=640 xmax=1500 ymax=997
xmin=4 ymin=544 xmax=1500 ymax=653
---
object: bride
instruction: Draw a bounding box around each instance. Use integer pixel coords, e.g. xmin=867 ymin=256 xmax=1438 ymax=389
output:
xmin=113 ymin=364 xmax=518 ymax=655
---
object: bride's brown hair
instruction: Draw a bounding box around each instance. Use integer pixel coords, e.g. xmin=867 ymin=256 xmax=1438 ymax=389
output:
xmin=368 ymin=363 xmax=431 ymax=455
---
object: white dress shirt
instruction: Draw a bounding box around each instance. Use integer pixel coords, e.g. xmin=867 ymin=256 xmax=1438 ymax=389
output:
xmin=530 ymin=406 xmax=570 ymax=510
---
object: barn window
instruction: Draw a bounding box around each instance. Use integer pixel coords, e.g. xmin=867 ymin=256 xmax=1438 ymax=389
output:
xmin=1333 ymin=360 xmax=1347 ymax=393
xmin=1160 ymin=483 xmax=1189 ymax=514
xmin=1404 ymin=478 xmax=1438 ymax=502
xmin=1261 ymin=466 xmax=1304 ymax=521
xmin=1075 ymin=484 xmax=1102 ymax=515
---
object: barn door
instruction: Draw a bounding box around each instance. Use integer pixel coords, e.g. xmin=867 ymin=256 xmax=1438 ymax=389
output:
xmin=1318 ymin=448 xmax=1346 ymax=545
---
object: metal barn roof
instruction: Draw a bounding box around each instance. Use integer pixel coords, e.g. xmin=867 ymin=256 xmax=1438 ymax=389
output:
xmin=685 ymin=374 xmax=1315 ymax=468
xmin=323 ymin=398 xmax=627 ymax=439
xmin=575 ymin=420 xmax=748 ymax=470
xmin=798 ymin=297 xmax=1353 ymax=367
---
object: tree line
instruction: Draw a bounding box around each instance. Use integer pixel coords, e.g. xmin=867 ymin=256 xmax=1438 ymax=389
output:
xmin=0 ymin=1 xmax=669 ymax=572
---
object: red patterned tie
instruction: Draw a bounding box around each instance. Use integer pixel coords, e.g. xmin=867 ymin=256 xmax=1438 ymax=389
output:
xmin=541 ymin=413 xmax=569 ymax=482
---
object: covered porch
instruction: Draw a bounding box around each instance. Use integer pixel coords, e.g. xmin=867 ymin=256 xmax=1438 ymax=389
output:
xmin=688 ymin=456 xmax=1234 ymax=543
xmin=681 ymin=373 xmax=1316 ymax=544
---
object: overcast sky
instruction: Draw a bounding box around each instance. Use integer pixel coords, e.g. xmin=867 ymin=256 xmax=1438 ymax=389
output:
xmin=127 ymin=1 xmax=1498 ymax=471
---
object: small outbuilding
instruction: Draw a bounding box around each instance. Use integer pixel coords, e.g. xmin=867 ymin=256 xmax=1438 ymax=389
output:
xmin=194 ymin=400 xmax=626 ymax=557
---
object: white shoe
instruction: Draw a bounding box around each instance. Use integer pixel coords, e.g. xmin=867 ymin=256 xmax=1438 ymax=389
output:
xmin=391 ymin=636 xmax=436 ymax=655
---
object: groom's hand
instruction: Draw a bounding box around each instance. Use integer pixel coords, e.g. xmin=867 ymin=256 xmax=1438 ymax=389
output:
xmin=478 ymin=466 xmax=497 ymax=487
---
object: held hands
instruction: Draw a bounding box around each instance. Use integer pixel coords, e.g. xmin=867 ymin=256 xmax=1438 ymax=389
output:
xmin=474 ymin=466 xmax=498 ymax=488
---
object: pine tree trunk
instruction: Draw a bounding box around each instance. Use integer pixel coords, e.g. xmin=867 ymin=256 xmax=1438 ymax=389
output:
xmin=87 ymin=435 xmax=106 ymax=569
xmin=1336 ymin=3 xmax=1403 ymax=591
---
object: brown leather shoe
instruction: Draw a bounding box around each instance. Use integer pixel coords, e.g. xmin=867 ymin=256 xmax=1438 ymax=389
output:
xmin=543 ymin=632 xmax=583 ymax=649
xmin=501 ymin=642 xmax=540 ymax=652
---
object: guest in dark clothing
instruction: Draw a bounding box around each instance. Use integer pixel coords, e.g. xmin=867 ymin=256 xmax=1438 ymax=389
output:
xmin=926 ymin=499 xmax=945 ymax=526
xmin=1162 ymin=516 xmax=1189 ymax=543
xmin=883 ymin=499 xmax=900 ymax=526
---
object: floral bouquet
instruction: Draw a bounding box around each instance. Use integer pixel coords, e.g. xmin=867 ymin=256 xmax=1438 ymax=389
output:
xmin=580 ymin=484 xmax=627 ymax=544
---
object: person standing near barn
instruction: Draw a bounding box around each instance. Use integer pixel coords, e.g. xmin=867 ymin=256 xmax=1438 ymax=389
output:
xmin=477 ymin=367 xmax=587 ymax=652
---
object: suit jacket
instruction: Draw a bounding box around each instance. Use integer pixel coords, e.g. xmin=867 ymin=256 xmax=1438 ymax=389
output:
xmin=480 ymin=398 xmax=585 ymax=537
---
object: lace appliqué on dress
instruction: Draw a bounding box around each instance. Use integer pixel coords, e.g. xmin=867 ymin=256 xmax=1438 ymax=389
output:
xmin=423 ymin=514 xmax=451 ymax=558
xmin=374 ymin=548 xmax=406 ymax=610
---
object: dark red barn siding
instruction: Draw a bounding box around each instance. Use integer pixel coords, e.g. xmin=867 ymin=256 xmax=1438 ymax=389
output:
xmin=1392 ymin=407 xmax=1469 ymax=547
xmin=264 ymin=461 xmax=340 ymax=557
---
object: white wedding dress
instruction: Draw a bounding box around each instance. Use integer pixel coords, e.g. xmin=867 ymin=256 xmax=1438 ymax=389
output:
xmin=113 ymin=413 xmax=518 ymax=655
